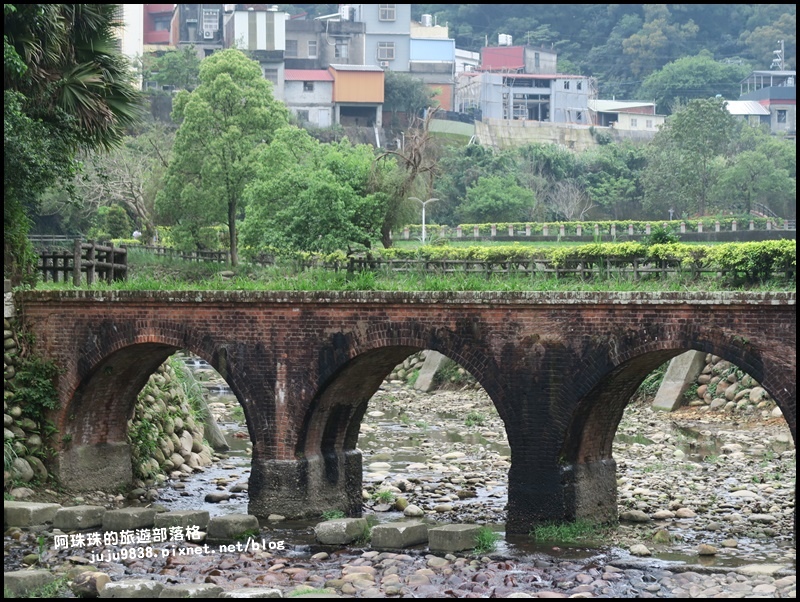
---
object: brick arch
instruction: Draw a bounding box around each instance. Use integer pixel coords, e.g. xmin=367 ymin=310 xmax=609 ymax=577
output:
xmin=259 ymin=325 xmax=506 ymax=519
xmin=296 ymin=322 xmax=505 ymax=461
xmin=55 ymin=324 xmax=264 ymax=492
xmin=556 ymin=332 xmax=796 ymax=525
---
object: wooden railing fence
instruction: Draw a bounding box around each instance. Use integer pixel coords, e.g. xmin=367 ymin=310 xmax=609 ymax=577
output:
xmin=135 ymin=245 xmax=230 ymax=264
xmin=38 ymin=240 xmax=127 ymax=285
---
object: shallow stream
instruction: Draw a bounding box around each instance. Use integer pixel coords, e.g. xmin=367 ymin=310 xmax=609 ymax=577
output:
xmin=162 ymin=358 xmax=796 ymax=573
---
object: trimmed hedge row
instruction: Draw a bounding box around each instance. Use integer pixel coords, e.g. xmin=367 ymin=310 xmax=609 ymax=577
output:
xmin=398 ymin=216 xmax=788 ymax=238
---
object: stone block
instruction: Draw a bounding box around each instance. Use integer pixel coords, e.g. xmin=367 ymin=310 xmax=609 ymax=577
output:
xmin=4 ymin=501 xmax=61 ymax=527
xmin=53 ymin=505 xmax=106 ymax=531
xmin=428 ymin=524 xmax=482 ymax=553
xmin=154 ymin=510 xmax=210 ymax=531
xmin=220 ymin=589 xmax=283 ymax=598
xmin=653 ymin=350 xmax=706 ymax=411
xmin=314 ymin=518 xmax=368 ymax=545
xmin=370 ymin=521 xmax=428 ymax=549
xmin=413 ymin=350 xmax=447 ymax=392
xmin=100 ymin=579 xmax=164 ymax=598
xmin=3 ymin=569 xmax=57 ymax=597
xmin=102 ymin=507 xmax=157 ymax=532
xmin=206 ymin=513 xmax=259 ymax=543
xmin=158 ymin=584 xmax=224 ymax=598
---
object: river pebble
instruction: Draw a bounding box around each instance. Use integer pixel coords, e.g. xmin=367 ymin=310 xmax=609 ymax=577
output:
xmin=4 ymin=373 xmax=794 ymax=598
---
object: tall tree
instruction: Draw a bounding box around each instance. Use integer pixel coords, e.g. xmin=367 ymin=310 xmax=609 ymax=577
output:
xmin=713 ymin=149 xmax=795 ymax=216
xmin=376 ymin=109 xmax=440 ymax=247
xmin=241 ymin=127 xmax=388 ymax=253
xmin=48 ymin=124 xmax=175 ymax=242
xmin=156 ymin=49 xmax=289 ymax=266
xmin=457 ymin=175 xmax=535 ymax=224
xmin=622 ymin=5 xmax=700 ymax=77
xmin=639 ymin=53 xmax=751 ymax=115
xmin=643 ymin=97 xmax=738 ymax=217
xmin=142 ymin=45 xmax=202 ymax=91
xmin=4 ymin=4 xmax=144 ymax=284
xmin=383 ymin=70 xmax=438 ymax=127
xmin=579 ymin=142 xmax=647 ymax=220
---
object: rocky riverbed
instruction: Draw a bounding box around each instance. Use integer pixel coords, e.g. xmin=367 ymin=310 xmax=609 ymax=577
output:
xmin=4 ymin=375 xmax=796 ymax=598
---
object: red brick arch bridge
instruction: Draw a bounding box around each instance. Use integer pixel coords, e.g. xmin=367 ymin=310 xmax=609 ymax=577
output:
xmin=16 ymin=290 xmax=796 ymax=534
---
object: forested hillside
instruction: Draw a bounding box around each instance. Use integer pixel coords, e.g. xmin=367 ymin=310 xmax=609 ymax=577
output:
xmin=288 ymin=4 xmax=795 ymax=99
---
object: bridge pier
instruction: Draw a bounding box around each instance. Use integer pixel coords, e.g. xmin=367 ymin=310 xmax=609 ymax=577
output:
xmin=248 ymin=451 xmax=363 ymax=520
xmin=506 ymin=459 xmax=617 ymax=534
xmin=55 ymin=443 xmax=133 ymax=492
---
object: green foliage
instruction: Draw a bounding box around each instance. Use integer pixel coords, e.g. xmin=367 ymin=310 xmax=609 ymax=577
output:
xmin=4 ymin=4 xmax=144 ymax=285
xmin=465 ymin=411 xmax=486 ymax=427
xmin=643 ymin=225 xmax=679 ymax=246
xmin=144 ymin=45 xmax=202 ymax=91
xmin=235 ymin=528 xmax=261 ymax=541
xmin=4 ymin=441 xmax=18 ymax=473
xmin=372 ymin=490 xmax=396 ymax=504
xmin=709 ymin=239 xmax=796 ymax=285
xmin=473 ymin=526 xmax=501 ymax=555
xmin=242 ymin=127 xmax=386 ymax=254
xmin=639 ymin=53 xmax=751 ymax=115
xmin=634 ymin=361 xmax=669 ymax=400
xmin=13 ymin=354 xmax=61 ymax=424
xmin=458 ymin=176 xmax=536 ymax=224
xmin=230 ymin=405 xmax=245 ymax=425
xmin=4 ymin=574 xmax=70 ymax=599
xmin=287 ymin=588 xmax=337 ymax=598
xmin=530 ymin=519 xmax=600 ymax=543
xmin=383 ymin=71 xmax=438 ymax=124
xmin=89 ymin=204 xmax=133 ymax=242
xmin=157 ymin=48 xmax=290 ymax=266
xmin=321 ymin=509 xmax=346 ymax=521
xmin=644 ymin=97 xmax=739 ymax=217
xmin=170 ymin=356 xmax=207 ymax=419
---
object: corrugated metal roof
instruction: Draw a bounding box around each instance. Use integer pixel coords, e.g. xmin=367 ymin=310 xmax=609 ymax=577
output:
xmin=329 ymin=64 xmax=384 ymax=72
xmin=285 ymin=69 xmax=334 ymax=82
xmin=725 ymin=100 xmax=770 ymax=115
xmin=589 ymin=99 xmax=655 ymax=112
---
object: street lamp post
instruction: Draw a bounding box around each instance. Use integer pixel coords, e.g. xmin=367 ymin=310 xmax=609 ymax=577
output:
xmin=409 ymin=197 xmax=438 ymax=244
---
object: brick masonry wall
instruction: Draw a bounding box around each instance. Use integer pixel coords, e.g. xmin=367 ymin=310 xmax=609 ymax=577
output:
xmin=16 ymin=290 xmax=796 ymax=528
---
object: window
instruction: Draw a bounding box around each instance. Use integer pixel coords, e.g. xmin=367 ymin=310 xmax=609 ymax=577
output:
xmin=263 ymin=69 xmax=278 ymax=84
xmin=534 ymin=52 xmax=540 ymax=69
xmin=202 ymin=9 xmax=219 ymax=33
xmin=646 ymin=119 xmax=653 ymax=128
xmin=296 ymin=110 xmax=309 ymax=122
xmin=630 ymin=118 xmax=638 ymax=128
xmin=379 ymin=4 xmax=396 ymax=21
xmin=153 ymin=16 xmax=170 ymax=31
xmin=777 ymin=110 xmax=787 ymax=123
xmin=563 ymin=81 xmax=569 ymax=90
xmin=303 ymin=81 xmax=314 ymax=92
xmin=576 ymin=81 xmax=582 ymax=90
xmin=576 ymin=111 xmax=583 ymax=122
xmin=285 ymin=40 xmax=297 ymax=58
xmin=308 ymin=40 xmax=317 ymax=58
xmin=335 ymin=42 xmax=349 ymax=59
xmin=378 ymin=42 xmax=395 ymax=61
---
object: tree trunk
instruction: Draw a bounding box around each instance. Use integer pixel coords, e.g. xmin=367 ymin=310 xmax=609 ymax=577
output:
xmin=228 ymin=200 xmax=238 ymax=267
xmin=381 ymin=222 xmax=393 ymax=249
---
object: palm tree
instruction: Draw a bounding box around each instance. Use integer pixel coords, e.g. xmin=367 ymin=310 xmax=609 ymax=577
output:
xmin=5 ymin=3 xmax=145 ymax=150
xmin=4 ymin=4 xmax=145 ymax=284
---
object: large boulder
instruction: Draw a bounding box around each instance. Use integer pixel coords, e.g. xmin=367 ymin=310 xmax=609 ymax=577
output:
xmin=314 ymin=518 xmax=368 ymax=545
